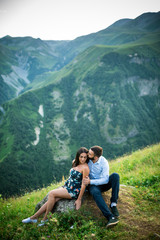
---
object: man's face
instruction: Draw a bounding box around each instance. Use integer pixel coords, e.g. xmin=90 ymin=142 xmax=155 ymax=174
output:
xmin=88 ymin=149 xmax=95 ymax=160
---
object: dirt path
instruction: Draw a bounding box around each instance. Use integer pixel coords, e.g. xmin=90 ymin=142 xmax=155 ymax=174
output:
xmin=83 ymin=186 xmax=160 ymax=239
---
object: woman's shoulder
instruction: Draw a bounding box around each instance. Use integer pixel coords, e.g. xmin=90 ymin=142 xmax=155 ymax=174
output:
xmin=82 ymin=163 xmax=90 ymax=171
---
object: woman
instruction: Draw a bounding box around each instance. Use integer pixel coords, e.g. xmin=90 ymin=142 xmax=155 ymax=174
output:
xmin=22 ymin=147 xmax=89 ymax=226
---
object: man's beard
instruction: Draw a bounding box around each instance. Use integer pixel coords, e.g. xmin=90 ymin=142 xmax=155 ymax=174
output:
xmin=90 ymin=157 xmax=95 ymax=161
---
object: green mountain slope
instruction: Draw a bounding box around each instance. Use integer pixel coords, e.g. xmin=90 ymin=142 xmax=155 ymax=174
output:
xmin=0 ymin=36 xmax=69 ymax=104
xmin=0 ymin=11 xmax=160 ymax=197
xmin=52 ymin=11 xmax=160 ymax=64
xmin=0 ymin=39 xmax=160 ymax=197
xmin=0 ymin=144 xmax=159 ymax=239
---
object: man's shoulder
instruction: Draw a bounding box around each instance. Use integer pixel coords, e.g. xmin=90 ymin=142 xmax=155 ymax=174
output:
xmin=99 ymin=156 xmax=108 ymax=162
xmin=88 ymin=160 xmax=93 ymax=164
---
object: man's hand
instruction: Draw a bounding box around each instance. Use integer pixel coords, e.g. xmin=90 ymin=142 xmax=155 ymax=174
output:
xmin=82 ymin=176 xmax=90 ymax=186
xmin=74 ymin=199 xmax=82 ymax=210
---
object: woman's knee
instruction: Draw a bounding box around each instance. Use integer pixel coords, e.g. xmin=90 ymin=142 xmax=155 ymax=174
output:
xmin=48 ymin=190 xmax=55 ymax=198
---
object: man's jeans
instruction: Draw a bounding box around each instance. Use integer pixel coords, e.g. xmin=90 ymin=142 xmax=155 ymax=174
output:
xmin=88 ymin=173 xmax=120 ymax=220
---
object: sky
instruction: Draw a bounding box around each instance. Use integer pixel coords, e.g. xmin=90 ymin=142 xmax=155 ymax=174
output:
xmin=0 ymin=0 xmax=160 ymax=41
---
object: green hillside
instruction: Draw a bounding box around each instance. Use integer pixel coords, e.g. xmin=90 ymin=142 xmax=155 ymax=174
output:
xmin=0 ymin=36 xmax=68 ymax=104
xmin=0 ymin=11 xmax=160 ymax=198
xmin=0 ymin=40 xmax=160 ymax=198
xmin=0 ymin=144 xmax=159 ymax=240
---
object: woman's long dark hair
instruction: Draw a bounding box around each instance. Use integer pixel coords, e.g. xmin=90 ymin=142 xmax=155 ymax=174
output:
xmin=72 ymin=147 xmax=89 ymax=167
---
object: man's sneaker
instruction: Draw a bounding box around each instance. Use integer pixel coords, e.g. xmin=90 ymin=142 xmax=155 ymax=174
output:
xmin=110 ymin=205 xmax=119 ymax=218
xmin=106 ymin=217 xmax=119 ymax=228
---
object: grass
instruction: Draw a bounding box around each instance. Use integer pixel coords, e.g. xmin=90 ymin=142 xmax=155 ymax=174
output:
xmin=0 ymin=143 xmax=160 ymax=239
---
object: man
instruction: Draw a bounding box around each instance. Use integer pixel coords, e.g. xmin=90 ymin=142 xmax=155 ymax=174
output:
xmin=83 ymin=146 xmax=120 ymax=228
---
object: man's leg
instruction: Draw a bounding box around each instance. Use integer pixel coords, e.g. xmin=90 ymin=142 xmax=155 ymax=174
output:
xmin=89 ymin=185 xmax=113 ymax=220
xmin=100 ymin=173 xmax=120 ymax=217
xmin=101 ymin=173 xmax=120 ymax=204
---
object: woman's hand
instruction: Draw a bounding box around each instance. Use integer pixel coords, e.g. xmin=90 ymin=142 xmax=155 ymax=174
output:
xmin=74 ymin=199 xmax=82 ymax=210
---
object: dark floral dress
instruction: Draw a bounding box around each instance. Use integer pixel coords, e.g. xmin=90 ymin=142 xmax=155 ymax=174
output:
xmin=63 ymin=168 xmax=82 ymax=199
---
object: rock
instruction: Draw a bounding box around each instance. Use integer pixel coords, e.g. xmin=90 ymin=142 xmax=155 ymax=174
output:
xmin=35 ymin=193 xmax=76 ymax=213
xmin=34 ymin=191 xmax=90 ymax=214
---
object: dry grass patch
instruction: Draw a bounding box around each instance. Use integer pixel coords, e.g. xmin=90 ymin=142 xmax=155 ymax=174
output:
xmin=83 ymin=185 xmax=160 ymax=240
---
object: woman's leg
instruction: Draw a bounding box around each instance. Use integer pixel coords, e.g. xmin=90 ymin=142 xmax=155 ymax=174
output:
xmin=43 ymin=187 xmax=71 ymax=221
xmin=31 ymin=202 xmax=48 ymax=219
xmin=30 ymin=196 xmax=61 ymax=219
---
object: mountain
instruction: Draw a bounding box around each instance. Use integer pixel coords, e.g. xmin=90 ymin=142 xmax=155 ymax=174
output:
xmin=0 ymin=11 xmax=160 ymax=198
xmin=1 ymin=11 xmax=160 ymax=105
xmin=0 ymin=36 xmax=70 ymax=104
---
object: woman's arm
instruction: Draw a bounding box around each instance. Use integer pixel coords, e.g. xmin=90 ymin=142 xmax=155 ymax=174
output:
xmin=75 ymin=166 xmax=90 ymax=210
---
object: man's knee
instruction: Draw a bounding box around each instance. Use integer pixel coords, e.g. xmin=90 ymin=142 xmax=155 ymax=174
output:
xmin=110 ymin=173 xmax=120 ymax=182
xmin=113 ymin=173 xmax=120 ymax=180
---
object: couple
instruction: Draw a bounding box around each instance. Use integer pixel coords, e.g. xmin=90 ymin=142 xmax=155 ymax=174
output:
xmin=22 ymin=146 xmax=120 ymax=228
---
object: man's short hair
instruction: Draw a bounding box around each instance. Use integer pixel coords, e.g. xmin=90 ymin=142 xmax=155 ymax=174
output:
xmin=90 ymin=146 xmax=103 ymax=158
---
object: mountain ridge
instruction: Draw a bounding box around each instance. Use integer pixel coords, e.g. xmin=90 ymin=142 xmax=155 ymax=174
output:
xmin=1 ymin=11 xmax=160 ymax=104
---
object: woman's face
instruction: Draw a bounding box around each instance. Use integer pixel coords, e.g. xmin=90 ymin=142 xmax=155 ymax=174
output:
xmin=79 ymin=152 xmax=88 ymax=165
